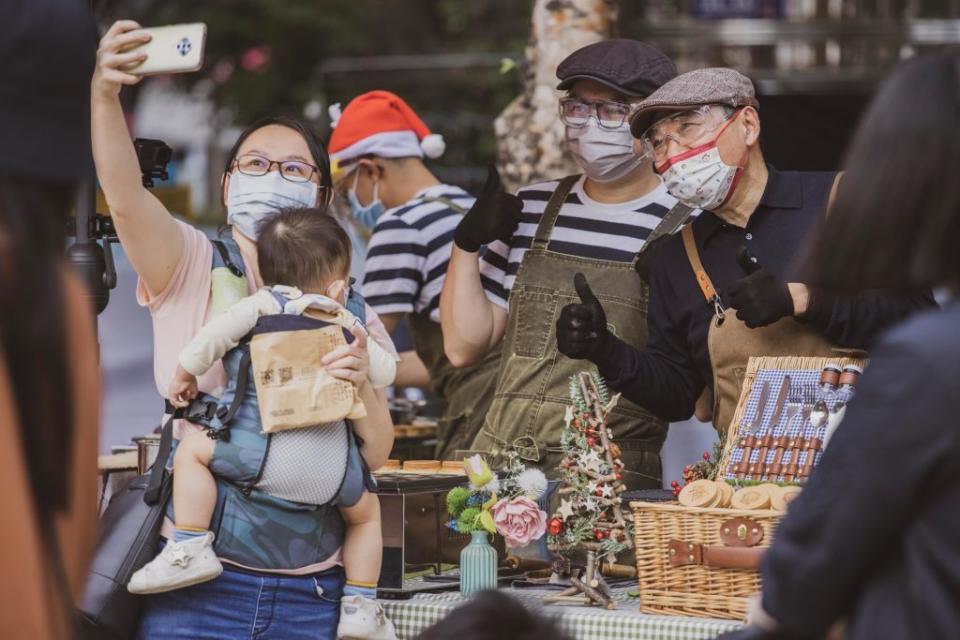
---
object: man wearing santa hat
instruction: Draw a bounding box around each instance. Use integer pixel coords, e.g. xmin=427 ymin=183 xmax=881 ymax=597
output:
xmin=329 ymin=91 xmax=501 ymax=459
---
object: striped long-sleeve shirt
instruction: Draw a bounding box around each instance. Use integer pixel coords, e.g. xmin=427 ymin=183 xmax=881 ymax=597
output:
xmin=479 ymin=176 xmax=685 ymax=308
xmin=362 ymin=184 xmax=475 ymax=321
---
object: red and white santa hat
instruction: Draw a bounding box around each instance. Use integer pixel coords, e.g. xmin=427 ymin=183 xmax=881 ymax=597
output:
xmin=328 ymin=90 xmax=445 ymax=178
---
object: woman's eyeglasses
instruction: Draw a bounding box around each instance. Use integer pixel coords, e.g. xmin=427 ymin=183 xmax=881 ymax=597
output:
xmin=234 ymin=153 xmax=318 ymax=183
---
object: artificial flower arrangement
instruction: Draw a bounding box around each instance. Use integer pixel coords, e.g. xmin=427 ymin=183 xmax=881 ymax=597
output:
xmin=445 ymin=452 xmax=549 ymax=549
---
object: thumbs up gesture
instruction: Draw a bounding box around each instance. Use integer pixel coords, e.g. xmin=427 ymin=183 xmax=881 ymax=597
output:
xmin=453 ymin=165 xmax=524 ymax=252
xmin=728 ymin=246 xmax=795 ymax=329
xmin=556 ymin=273 xmax=609 ymax=360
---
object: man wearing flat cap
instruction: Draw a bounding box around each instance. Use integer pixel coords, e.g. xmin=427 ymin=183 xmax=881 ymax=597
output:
xmin=556 ymin=67 xmax=934 ymax=433
xmin=441 ymin=40 xmax=695 ymax=486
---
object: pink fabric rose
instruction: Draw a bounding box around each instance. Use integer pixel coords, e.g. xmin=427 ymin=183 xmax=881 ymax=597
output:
xmin=491 ymin=497 xmax=547 ymax=549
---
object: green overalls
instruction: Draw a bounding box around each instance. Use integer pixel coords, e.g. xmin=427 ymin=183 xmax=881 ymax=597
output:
xmin=468 ymin=175 xmax=692 ymax=489
xmin=406 ymin=195 xmax=502 ymax=460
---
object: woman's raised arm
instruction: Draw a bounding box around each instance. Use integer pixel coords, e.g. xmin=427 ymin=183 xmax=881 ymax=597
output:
xmin=91 ymin=20 xmax=184 ymax=297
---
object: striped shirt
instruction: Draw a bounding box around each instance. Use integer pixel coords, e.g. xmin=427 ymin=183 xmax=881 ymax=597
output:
xmin=480 ymin=176 xmax=688 ymax=308
xmin=362 ymin=184 xmax=475 ymax=321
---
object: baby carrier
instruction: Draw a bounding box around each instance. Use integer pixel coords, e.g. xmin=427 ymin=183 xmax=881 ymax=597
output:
xmin=168 ymin=233 xmax=372 ymax=570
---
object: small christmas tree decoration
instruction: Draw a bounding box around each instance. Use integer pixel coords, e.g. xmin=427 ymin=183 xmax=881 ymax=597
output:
xmin=544 ymin=371 xmax=634 ymax=610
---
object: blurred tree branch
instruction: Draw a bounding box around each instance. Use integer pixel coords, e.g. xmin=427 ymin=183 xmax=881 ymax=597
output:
xmin=495 ymin=0 xmax=619 ymax=191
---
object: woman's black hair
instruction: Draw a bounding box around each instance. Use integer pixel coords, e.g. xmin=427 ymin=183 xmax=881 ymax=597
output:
xmin=0 ymin=176 xmax=73 ymax=512
xmin=803 ymin=50 xmax=960 ymax=290
xmin=220 ymin=115 xmax=332 ymax=205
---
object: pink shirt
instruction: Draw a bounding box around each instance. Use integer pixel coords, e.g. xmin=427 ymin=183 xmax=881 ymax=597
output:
xmin=137 ymin=221 xmax=398 ymax=573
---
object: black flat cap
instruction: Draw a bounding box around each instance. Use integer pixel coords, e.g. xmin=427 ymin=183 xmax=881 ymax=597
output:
xmin=556 ymin=39 xmax=677 ymax=97
xmin=0 ymin=0 xmax=97 ymax=184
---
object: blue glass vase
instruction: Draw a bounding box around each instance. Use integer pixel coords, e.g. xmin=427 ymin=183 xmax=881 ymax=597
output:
xmin=460 ymin=530 xmax=497 ymax=596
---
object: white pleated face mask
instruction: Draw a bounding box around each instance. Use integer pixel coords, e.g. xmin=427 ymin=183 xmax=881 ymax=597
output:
xmin=565 ymin=120 xmax=644 ymax=183
xmin=226 ymin=171 xmax=317 ymax=240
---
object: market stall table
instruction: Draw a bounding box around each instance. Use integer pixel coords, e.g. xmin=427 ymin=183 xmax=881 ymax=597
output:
xmin=390 ymin=420 xmax=439 ymax=461
xmin=379 ymin=582 xmax=742 ymax=640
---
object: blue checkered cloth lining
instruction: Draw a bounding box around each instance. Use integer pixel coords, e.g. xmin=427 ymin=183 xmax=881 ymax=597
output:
xmin=380 ymin=583 xmax=742 ymax=640
xmin=724 ymin=368 xmax=828 ymax=482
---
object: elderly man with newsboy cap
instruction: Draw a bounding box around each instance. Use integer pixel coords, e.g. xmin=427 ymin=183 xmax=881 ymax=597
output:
xmin=556 ymin=67 xmax=934 ymax=434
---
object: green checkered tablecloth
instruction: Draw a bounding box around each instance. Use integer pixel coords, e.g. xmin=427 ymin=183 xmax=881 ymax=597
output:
xmin=380 ymin=585 xmax=742 ymax=640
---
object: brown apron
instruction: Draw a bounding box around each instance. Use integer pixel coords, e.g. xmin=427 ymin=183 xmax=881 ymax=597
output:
xmin=468 ymin=175 xmax=693 ymax=489
xmin=680 ymin=224 xmax=839 ymax=435
xmin=405 ymin=195 xmax=502 ymax=460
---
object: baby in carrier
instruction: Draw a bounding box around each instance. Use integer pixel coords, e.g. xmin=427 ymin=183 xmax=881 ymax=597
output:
xmin=129 ymin=209 xmax=398 ymax=640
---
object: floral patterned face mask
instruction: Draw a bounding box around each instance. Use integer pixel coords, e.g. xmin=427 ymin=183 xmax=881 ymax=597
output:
xmin=654 ymin=114 xmax=747 ymax=211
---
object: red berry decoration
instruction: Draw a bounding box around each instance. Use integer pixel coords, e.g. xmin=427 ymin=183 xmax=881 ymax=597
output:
xmin=587 ymin=437 xmax=595 ymax=447
xmin=595 ymin=531 xmax=604 ymax=541
xmin=616 ymin=473 xmax=623 ymax=481
xmin=703 ymin=451 xmax=711 ymax=461
xmin=670 ymin=480 xmax=680 ymax=488
xmin=548 ymin=518 xmax=563 ymax=536
xmin=595 ymin=487 xmax=603 ymax=497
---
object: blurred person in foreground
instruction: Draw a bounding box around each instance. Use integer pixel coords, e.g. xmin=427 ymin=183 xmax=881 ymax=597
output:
xmin=721 ymin=50 xmax=960 ymax=640
xmin=0 ymin=0 xmax=100 ymax=637
xmin=416 ymin=590 xmax=572 ymax=640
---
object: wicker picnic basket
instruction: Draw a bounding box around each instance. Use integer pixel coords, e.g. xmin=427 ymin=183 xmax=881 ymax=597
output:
xmin=631 ymin=354 xmax=867 ymax=620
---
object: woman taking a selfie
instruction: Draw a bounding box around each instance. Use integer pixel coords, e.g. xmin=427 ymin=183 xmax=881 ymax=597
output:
xmin=92 ymin=20 xmax=396 ymax=639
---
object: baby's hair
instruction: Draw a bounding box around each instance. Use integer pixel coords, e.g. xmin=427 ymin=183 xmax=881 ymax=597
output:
xmin=257 ymin=208 xmax=351 ymax=289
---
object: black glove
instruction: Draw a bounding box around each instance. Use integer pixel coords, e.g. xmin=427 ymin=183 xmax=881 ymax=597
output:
xmin=728 ymin=246 xmax=794 ymax=329
xmin=556 ymin=273 xmax=609 ymax=360
xmin=453 ymin=165 xmax=524 ymax=252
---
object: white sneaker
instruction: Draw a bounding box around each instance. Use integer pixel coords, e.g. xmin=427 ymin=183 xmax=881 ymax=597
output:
xmin=127 ymin=532 xmax=223 ymax=594
xmin=337 ymin=595 xmax=398 ymax=640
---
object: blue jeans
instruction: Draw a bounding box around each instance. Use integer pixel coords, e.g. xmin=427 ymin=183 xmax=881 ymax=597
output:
xmin=136 ymin=565 xmax=344 ymax=639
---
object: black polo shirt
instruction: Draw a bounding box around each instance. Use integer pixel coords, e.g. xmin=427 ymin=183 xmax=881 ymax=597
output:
xmin=593 ymin=165 xmax=935 ymax=422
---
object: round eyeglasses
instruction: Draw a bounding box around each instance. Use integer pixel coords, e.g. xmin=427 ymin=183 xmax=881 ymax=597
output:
xmin=234 ymin=153 xmax=318 ymax=183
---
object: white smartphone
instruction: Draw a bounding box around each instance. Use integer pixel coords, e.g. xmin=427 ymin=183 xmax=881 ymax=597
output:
xmin=125 ymin=23 xmax=207 ymax=76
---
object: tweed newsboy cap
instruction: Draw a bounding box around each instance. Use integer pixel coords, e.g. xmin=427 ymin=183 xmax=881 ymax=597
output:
xmin=628 ymin=68 xmax=759 ymax=138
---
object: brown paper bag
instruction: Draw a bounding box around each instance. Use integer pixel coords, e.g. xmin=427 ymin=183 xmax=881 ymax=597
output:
xmin=249 ymin=325 xmax=366 ymax=433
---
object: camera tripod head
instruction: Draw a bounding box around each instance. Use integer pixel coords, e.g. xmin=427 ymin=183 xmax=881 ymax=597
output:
xmin=134 ymin=138 xmax=172 ymax=188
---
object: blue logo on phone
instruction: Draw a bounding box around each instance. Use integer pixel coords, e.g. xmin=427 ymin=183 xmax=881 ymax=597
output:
xmin=177 ymin=38 xmax=192 ymax=57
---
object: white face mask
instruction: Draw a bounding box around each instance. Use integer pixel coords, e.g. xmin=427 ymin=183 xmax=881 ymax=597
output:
xmin=565 ymin=120 xmax=644 ymax=183
xmin=654 ymin=116 xmax=745 ymax=210
xmin=226 ymin=170 xmax=317 ymax=240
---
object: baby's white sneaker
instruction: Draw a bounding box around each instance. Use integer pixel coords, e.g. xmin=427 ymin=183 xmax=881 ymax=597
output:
xmin=337 ymin=595 xmax=398 ymax=640
xmin=127 ymin=532 xmax=223 ymax=594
